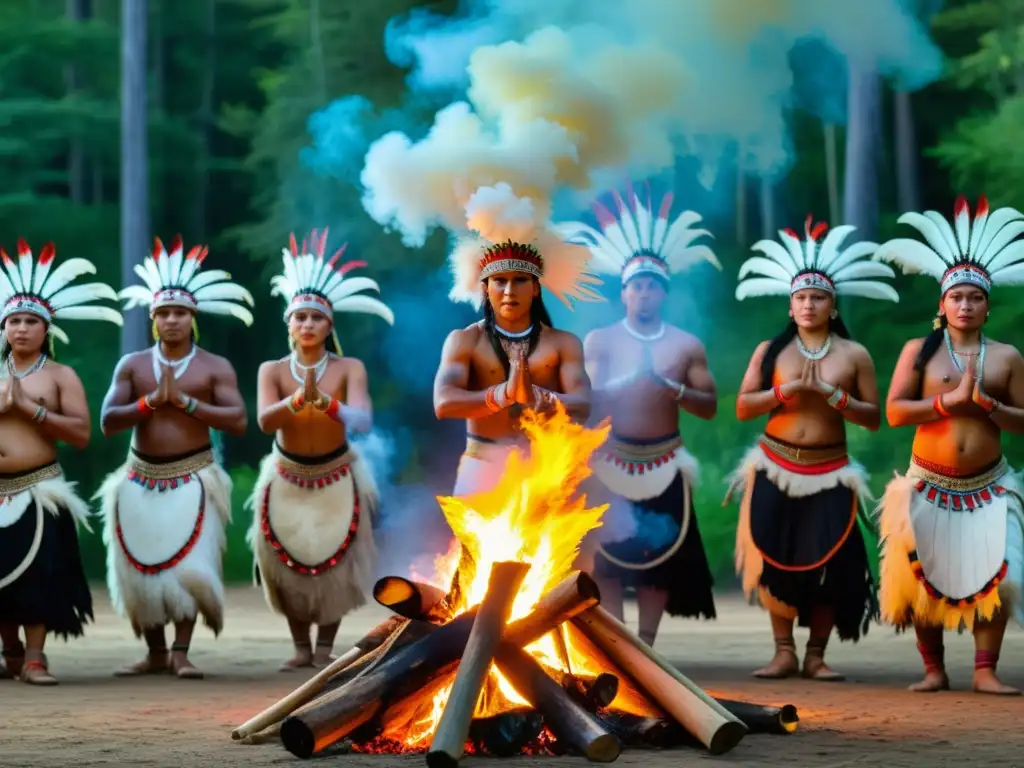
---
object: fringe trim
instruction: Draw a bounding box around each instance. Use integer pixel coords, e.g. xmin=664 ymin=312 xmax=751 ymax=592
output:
xmin=876 ymin=466 xmax=1024 ymax=631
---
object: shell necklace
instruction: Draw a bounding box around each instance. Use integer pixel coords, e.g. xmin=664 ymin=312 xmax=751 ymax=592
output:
xmin=6 ymin=354 xmax=47 ymax=379
xmin=622 ymin=319 xmax=666 ymax=342
xmin=944 ymin=328 xmax=986 ymax=375
xmin=797 ymin=334 xmax=832 ymax=360
xmin=152 ymin=344 xmax=196 ymax=381
xmin=290 ymin=352 xmax=331 ymax=385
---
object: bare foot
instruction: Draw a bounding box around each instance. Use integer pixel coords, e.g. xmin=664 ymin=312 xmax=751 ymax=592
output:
xmin=114 ymin=651 xmax=170 ymax=677
xmin=170 ymin=652 xmax=204 ymax=680
xmin=908 ymin=669 xmax=949 ymax=692
xmin=20 ymin=659 xmax=58 ymax=686
xmin=752 ymin=648 xmax=799 ymax=679
xmin=802 ymin=655 xmax=845 ymax=682
xmin=973 ymin=668 xmax=1021 ymax=695
xmin=279 ymin=648 xmax=314 ymax=672
xmin=313 ymin=646 xmax=336 ymax=667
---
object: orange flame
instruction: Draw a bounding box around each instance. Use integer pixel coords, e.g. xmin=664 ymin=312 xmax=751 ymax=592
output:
xmin=378 ymin=404 xmax=626 ymax=748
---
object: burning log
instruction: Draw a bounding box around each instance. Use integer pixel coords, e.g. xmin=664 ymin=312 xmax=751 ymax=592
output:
xmin=230 ymin=614 xmax=410 ymax=742
xmin=714 ymin=698 xmax=799 ymax=735
xmin=374 ymin=576 xmax=450 ymax=622
xmin=565 ymin=673 xmax=619 ymax=712
xmin=602 ymin=714 xmax=677 ymax=749
xmin=495 ymin=643 xmax=622 ymax=762
xmin=280 ymin=570 xmax=599 ymax=759
xmin=427 ymin=561 xmax=530 ymax=768
xmin=468 ymin=711 xmax=544 ymax=757
xmin=572 ymin=606 xmax=747 ymax=755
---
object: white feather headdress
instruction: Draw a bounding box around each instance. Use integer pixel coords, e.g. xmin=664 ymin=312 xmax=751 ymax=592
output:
xmin=554 ymin=183 xmax=721 ymax=284
xmin=269 ymin=228 xmax=394 ymax=326
xmin=0 ymin=239 xmax=122 ymax=344
xmin=735 ymin=216 xmax=899 ymax=303
xmin=874 ymin=195 xmax=1024 ymax=294
xmin=119 ymin=235 xmax=255 ymax=326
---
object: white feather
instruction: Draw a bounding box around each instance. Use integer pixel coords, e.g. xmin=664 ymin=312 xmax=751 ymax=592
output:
xmin=48 ymin=283 xmax=120 ymax=310
xmin=896 ymin=212 xmax=956 ymax=264
xmin=49 ymin=324 xmax=69 ymax=345
xmin=779 ymin=230 xmax=806 ymax=270
xmin=830 ymin=261 xmax=896 ymax=282
xmin=194 ymin=300 xmax=254 ymax=326
xmin=823 ymin=242 xmax=879 ymax=277
xmin=974 ymin=208 xmax=1024 ymax=260
xmin=749 ymin=240 xmax=800 ymax=276
xmin=814 ymin=225 xmax=856 ymax=273
xmin=55 ymin=306 xmax=123 ymax=325
xmin=660 ymin=211 xmax=703 ymax=257
xmin=326 ymin=277 xmax=381 ymax=303
xmin=119 ymin=285 xmax=158 ymax=309
xmin=987 ymin=263 xmax=1024 ymax=285
xmin=835 ymin=282 xmax=899 ymax=302
xmin=874 ymin=238 xmax=948 ymax=279
xmin=666 ymin=244 xmax=720 ymax=272
xmin=734 ymin=277 xmax=791 ymax=300
xmin=17 ymin=249 xmax=32 ymax=293
xmin=2 ymin=256 xmax=23 ymax=293
xmin=737 ymin=256 xmax=792 ymax=283
xmin=168 ymin=242 xmax=184 ymax=285
xmin=924 ymin=211 xmax=962 ymax=259
xmin=192 ymin=283 xmax=255 ymax=304
xmin=986 ymin=240 xmax=1024 ymax=276
xmin=39 ymin=259 xmax=97 ymax=299
xmin=977 ymin=223 xmax=1024 ymax=270
xmin=333 ymin=295 xmax=395 ymax=325
xmin=184 ymin=269 xmax=234 ymax=293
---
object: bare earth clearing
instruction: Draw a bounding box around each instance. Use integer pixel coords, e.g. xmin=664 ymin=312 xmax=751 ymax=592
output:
xmin=3 ymin=587 xmax=1024 ymax=768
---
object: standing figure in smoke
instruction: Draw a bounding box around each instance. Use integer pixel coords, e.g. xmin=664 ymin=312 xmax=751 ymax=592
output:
xmin=433 ymin=184 xmax=602 ymax=497
xmin=249 ymin=230 xmax=391 ymax=671
xmin=874 ymin=197 xmax=1024 ymax=695
xmin=726 ymin=216 xmax=898 ymax=680
xmin=97 ymin=236 xmax=251 ymax=679
xmin=555 ymin=185 xmax=720 ymax=646
xmin=0 ymin=240 xmax=122 ymax=685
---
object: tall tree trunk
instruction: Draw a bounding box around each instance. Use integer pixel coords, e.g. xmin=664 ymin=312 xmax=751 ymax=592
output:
xmin=842 ymin=67 xmax=881 ymax=238
xmin=195 ymin=0 xmax=217 ymax=241
xmin=120 ymin=0 xmax=150 ymax=356
xmin=893 ymin=90 xmax=921 ymax=212
xmin=65 ymin=0 xmax=91 ymax=204
xmin=759 ymin=176 xmax=775 ymax=239
xmin=823 ymin=122 xmax=840 ymax=223
xmin=309 ymin=0 xmax=326 ymax=225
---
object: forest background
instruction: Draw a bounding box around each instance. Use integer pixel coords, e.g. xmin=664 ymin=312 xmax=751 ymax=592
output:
xmin=4 ymin=0 xmax=1021 ymax=587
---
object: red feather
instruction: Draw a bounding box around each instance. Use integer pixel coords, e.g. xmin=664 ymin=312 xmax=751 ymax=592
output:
xmin=338 ymin=260 xmax=367 ymax=276
xmin=954 ymin=195 xmax=968 ymax=217
xmin=152 ymin=237 xmax=165 ymax=260
xmin=288 ymin=233 xmax=299 ymax=258
xmin=327 ymin=243 xmax=349 ymax=268
xmin=38 ymin=243 xmax=55 ymax=265
xmin=1 ymin=248 xmax=12 ymax=267
xmin=196 ymin=246 xmax=208 ymax=264
xmin=593 ymin=201 xmax=616 ymax=228
xmin=611 ymin=189 xmax=627 ymax=214
xmin=783 ymin=228 xmax=799 ymax=239
xmin=977 ymin=196 xmax=990 ymax=218
xmin=170 ymin=234 xmax=183 ymax=255
xmin=16 ymin=238 xmax=31 ymax=258
xmin=657 ymin=192 xmax=673 ymax=219
xmin=185 ymin=246 xmax=202 ymax=261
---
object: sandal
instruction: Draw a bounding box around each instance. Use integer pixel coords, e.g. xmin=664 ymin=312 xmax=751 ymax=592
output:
xmin=20 ymin=653 xmax=58 ymax=686
xmin=802 ymin=636 xmax=845 ymax=681
xmin=752 ymin=636 xmax=799 ymax=679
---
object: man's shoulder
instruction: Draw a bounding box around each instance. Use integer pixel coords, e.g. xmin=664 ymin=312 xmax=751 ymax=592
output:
xmin=196 ymin=347 xmax=237 ymax=372
xmin=447 ymin=322 xmax=485 ymax=343
xmin=546 ymin=326 xmax=584 ymax=349
xmin=664 ymin=324 xmax=704 ymax=349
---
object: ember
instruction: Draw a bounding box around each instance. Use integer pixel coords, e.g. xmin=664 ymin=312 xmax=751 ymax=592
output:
xmin=232 ymin=405 xmax=800 ymax=761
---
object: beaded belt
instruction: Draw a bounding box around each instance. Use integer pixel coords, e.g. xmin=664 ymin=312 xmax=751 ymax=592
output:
xmin=463 ymin=436 xmax=525 ymax=461
xmin=909 ymin=455 xmax=1007 ymax=494
xmin=759 ymin=434 xmax=848 ymax=466
xmin=274 ymin=447 xmax=352 ymax=487
xmin=599 ymin=435 xmax=682 ymax=474
xmin=128 ymin=448 xmax=213 ymax=491
xmin=0 ymin=462 xmax=61 ymax=496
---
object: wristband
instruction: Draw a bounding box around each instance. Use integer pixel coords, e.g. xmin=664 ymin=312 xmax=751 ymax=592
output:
xmin=32 ymin=405 xmax=47 ymax=423
xmin=485 ymin=383 xmax=510 ymax=413
xmin=827 ymin=387 xmax=849 ymax=410
xmin=773 ymin=385 xmax=793 ymax=403
xmin=312 ymin=391 xmax=331 ymax=411
xmin=325 ymin=398 xmax=341 ymax=421
xmin=138 ymin=396 xmax=155 ymax=414
xmin=287 ymin=391 xmax=305 ymax=414
xmin=184 ymin=397 xmax=198 ymax=415
xmin=978 ymin=395 xmax=997 ymax=414
xmin=933 ymin=394 xmax=951 ymax=418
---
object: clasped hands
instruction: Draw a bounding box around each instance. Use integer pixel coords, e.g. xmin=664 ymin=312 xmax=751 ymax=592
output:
xmin=0 ymin=371 xmax=29 ymax=414
xmin=288 ymin=366 xmax=333 ymax=415
xmin=935 ymin=357 xmax=999 ymax=416
xmin=489 ymin=345 xmax=558 ymax=413
xmin=777 ymin=358 xmax=846 ymax=407
xmin=606 ymin=344 xmax=685 ymax=400
xmin=144 ymin=364 xmax=197 ymax=413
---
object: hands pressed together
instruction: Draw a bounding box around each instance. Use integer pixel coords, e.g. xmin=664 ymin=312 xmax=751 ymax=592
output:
xmin=934 ymin=357 xmax=1000 ymax=417
xmin=605 ymin=344 xmax=686 ymax=401
xmin=775 ymin=358 xmax=849 ymax=410
xmin=142 ymin=364 xmax=198 ymax=415
xmin=487 ymin=344 xmax=558 ymax=414
xmin=287 ymin=366 xmax=339 ymax=420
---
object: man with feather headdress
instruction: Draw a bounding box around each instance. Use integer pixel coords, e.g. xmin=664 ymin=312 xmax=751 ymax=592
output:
xmin=97 ymin=236 xmax=252 ymax=680
xmin=726 ymin=216 xmax=898 ymax=681
xmin=0 ymin=239 xmax=123 ymax=685
xmin=554 ymin=184 xmax=720 ymax=646
xmin=433 ymin=183 xmax=602 ymax=498
xmin=874 ymin=196 xmax=1024 ymax=696
xmin=249 ymin=230 xmax=393 ymax=671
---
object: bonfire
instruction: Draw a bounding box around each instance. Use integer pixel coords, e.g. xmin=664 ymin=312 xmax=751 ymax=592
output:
xmin=232 ymin=405 xmax=798 ymax=763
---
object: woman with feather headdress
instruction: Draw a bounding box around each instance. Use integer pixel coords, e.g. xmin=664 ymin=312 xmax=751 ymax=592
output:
xmin=96 ymin=236 xmax=252 ymax=680
xmin=248 ymin=229 xmax=393 ymax=671
xmin=554 ymin=184 xmax=720 ymax=646
xmin=874 ymin=196 xmax=1024 ymax=696
xmin=725 ymin=216 xmax=899 ymax=681
xmin=0 ymin=239 xmax=122 ymax=685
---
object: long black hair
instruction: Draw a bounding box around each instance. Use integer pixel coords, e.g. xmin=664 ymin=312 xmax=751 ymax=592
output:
xmin=482 ymin=278 xmax=553 ymax=377
xmin=908 ymin=315 xmax=947 ymax=398
xmin=758 ymin=314 xmax=852 ymax=390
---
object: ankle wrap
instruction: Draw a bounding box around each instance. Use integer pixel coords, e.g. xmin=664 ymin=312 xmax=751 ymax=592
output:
xmin=171 ymin=643 xmax=190 ymax=654
xmin=315 ymin=640 xmax=333 ymax=648
xmin=917 ymin=640 xmax=944 ymax=672
xmin=975 ymin=649 xmax=999 ymax=671
xmin=294 ymin=640 xmax=312 ymax=648
xmin=805 ymin=636 xmax=829 ymax=656
xmin=774 ymin=636 xmax=796 ymax=652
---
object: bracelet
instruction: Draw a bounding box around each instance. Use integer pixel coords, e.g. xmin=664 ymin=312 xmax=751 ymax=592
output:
xmin=933 ymin=394 xmax=951 ymax=418
xmin=137 ymin=396 xmax=155 ymax=414
xmin=287 ymin=392 xmax=305 ymax=414
xmin=827 ymin=387 xmax=849 ymax=410
xmin=484 ymin=385 xmax=501 ymax=413
xmin=325 ymin=398 xmax=341 ymax=421
xmin=184 ymin=397 xmax=198 ymax=415
xmin=675 ymin=383 xmax=687 ymax=402
xmin=32 ymin=405 xmax=47 ymax=423
xmin=979 ymin=396 xmax=997 ymax=414
xmin=312 ymin=392 xmax=331 ymax=411
xmin=773 ymin=385 xmax=793 ymax=403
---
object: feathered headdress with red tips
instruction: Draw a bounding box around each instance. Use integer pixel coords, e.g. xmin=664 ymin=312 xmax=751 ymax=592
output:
xmin=875 ymin=195 xmax=1024 ymax=295
xmin=119 ymin=235 xmax=254 ymax=326
xmin=0 ymin=239 xmax=122 ymax=344
xmin=269 ymin=228 xmax=394 ymax=326
xmin=735 ymin=215 xmax=899 ymax=303
xmin=554 ymin=182 xmax=721 ymax=284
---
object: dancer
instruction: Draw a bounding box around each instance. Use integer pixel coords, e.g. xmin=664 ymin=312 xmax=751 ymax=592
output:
xmin=250 ymin=230 xmax=392 ymax=670
xmin=0 ymin=239 xmax=122 ymax=684
xmin=97 ymin=236 xmax=252 ymax=679
xmin=556 ymin=186 xmax=720 ymax=645
xmin=726 ymin=216 xmax=898 ymax=680
xmin=874 ymin=196 xmax=1024 ymax=695
xmin=432 ymin=199 xmax=602 ymax=498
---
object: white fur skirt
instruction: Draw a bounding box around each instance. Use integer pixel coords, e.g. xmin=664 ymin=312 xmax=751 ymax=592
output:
xmin=96 ymin=446 xmax=232 ymax=637
xmin=876 ymin=455 xmax=1024 ymax=632
xmin=246 ymin=442 xmax=378 ymax=626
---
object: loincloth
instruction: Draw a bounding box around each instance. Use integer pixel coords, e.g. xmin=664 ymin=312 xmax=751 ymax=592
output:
xmin=96 ymin=445 xmax=232 ymax=636
xmin=452 ymin=434 xmax=528 ymax=497
xmin=877 ymin=455 xmax=1024 ymax=631
xmin=246 ymin=441 xmax=378 ymax=625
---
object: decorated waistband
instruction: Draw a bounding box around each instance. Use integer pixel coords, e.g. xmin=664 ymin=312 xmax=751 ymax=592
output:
xmin=0 ymin=461 xmax=61 ymax=496
xmin=274 ymin=441 xmax=352 ymax=487
xmin=598 ymin=432 xmax=682 ymax=471
xmin=758 ymin=434 xmax=849 ymax=473
xmin=463 ymin=434 xmax=526 ymax=462
xmin=128 ymin=445 xmax=213 ymax=488
xmin=908 ymin=454 xmax=1009 ymax=510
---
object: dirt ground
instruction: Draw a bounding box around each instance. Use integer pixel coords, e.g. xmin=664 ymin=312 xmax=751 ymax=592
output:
xmin=3 ymin=587 xmax=1024 ymax=768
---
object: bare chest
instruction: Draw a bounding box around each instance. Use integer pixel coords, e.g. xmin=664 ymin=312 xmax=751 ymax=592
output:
xmin=922 ymin=349 xmax=1011 ymax=397
xmin=603 ymin=336 xmax=690 ymax=380
xmin=133 ymin=358 xmax=214 ymax=398
xmin=471 ymin=339 xmax=562 ymax=387
xmin=6 ymin=372 xmax=59 ymax=409
xmin=272 ymin=362 xmax=349 ymax=400
xmin=775 ymin=347 xmax=856 ymax=388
